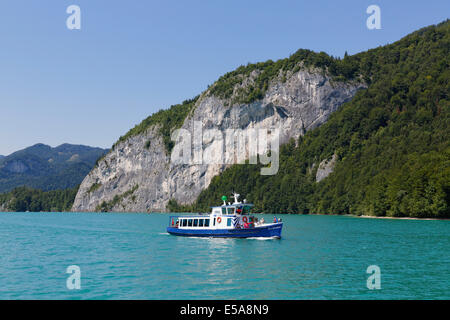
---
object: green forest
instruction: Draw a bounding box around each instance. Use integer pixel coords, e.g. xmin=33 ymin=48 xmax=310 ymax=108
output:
xmin=169 ymin=20 xmax=450 ymax=218
xmin=0 ymin=186 xmax=78 ymax=212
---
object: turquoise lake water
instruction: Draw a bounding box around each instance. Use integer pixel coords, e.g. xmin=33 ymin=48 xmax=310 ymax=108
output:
xmin=0 ymin=212 xmax=448 ymax=299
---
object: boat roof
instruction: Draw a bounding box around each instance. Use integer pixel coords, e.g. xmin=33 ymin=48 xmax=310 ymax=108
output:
xmin=210 ymin=204 xmax=254 ymax=208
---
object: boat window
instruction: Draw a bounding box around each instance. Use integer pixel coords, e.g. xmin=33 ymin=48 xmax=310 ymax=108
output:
xmin=222 ymin=207 xmax=226 ymax=215
xmin=193 ymin=219 xmax=198 ymax=227
xmin=243 ymin=206 xmax=251 ymax=214
xmin=182 ymin=219 xmax=187 ymax=227
xmin=199 ymin=219 xmax=204 ymax=227
xmin=213 ymin=208 xmax=221 ymax=214
xmin=227 ymin=218 xmax=232 ymax=226
xmin=188 ymin=219 xmax=193 ymax=227
xmin=227 ymin=207 xmax=234 ymax=214
xmin=205 ymin=219 xmax=210 ymax=227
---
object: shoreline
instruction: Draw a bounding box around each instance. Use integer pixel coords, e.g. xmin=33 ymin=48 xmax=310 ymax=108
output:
xmin=255 ymin=212 xmax=449 ymax=221
xmin=307 ymin=212 xmax=449 ymax=221
xmin=353 ymin=214 xmax=449 ymax=221
xmin=1 ymin=210 xmax=449 ymax=221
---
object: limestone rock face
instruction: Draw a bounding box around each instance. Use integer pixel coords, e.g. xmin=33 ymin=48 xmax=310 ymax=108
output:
xmin=316 ymin=153 xmax=338 ymax=182
xmin=72 ymin=69 xmax=365 ymax=212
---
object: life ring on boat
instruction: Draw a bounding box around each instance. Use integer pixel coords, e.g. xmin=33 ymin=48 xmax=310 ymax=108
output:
xmin=217 ymin=217 xmax=222 ymax=223
xmin=242 ymin=216 xmax=248 ymax=223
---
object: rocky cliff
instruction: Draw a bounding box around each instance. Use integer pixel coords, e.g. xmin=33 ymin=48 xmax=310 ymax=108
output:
xmin=72 ymin=64 xmax=365 ymax=212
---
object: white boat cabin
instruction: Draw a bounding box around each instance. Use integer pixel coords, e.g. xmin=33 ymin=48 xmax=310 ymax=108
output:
xmin=170 ymin=193 xmax=264 ymax=230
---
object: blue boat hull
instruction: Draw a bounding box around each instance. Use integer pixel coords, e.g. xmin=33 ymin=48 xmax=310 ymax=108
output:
xmin=167 ymin=223 xmax=283 ymax=238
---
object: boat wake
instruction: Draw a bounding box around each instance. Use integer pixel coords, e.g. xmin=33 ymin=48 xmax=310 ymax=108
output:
xmin=246 ymin=236 xmax=280 ymax=240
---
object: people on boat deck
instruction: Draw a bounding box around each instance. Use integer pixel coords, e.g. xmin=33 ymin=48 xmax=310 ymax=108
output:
xmin=273 ymin=217 xmax=278 ymax=223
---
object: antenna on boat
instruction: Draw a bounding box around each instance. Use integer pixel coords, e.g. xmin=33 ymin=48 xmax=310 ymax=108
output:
xmin=221 ymin=195 xmax=227 ymax=206
xmin=231 ymin=192 xmax=241 ymax=204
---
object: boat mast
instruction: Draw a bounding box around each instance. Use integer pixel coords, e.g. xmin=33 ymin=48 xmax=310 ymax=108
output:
xmin=232 ymin=192 xmax=241 ymax=204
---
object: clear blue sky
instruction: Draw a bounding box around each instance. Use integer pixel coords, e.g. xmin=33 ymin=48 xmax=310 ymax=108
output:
xmin=0 ymin=0 xmax=448 ymax=155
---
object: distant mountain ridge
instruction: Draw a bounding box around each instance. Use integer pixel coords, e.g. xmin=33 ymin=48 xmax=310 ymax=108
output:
xmin=0 ymin=143 xmax=108 ymax=193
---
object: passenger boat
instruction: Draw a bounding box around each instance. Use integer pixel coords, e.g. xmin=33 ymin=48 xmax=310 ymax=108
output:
xmin=166 ymin=193 xmax=283 ymax=238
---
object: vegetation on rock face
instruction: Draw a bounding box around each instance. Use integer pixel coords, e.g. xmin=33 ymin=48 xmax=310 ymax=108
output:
xmin=87 ymin=182 xmax=102 ymax=193
xmin=172 ymin=20 xmax=450 ymax=218
xmin=208 ymin=48 xmax=362 ymax=105
xmin=95 ymin=185 xmax=139 ymax=212
xmin=113 ymin=96 xmax=199 ymax=154
xmin=110 ymin=40 xmax=366 ymax=152
xmin=0 ymin=186 xmax=79 ymax=212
